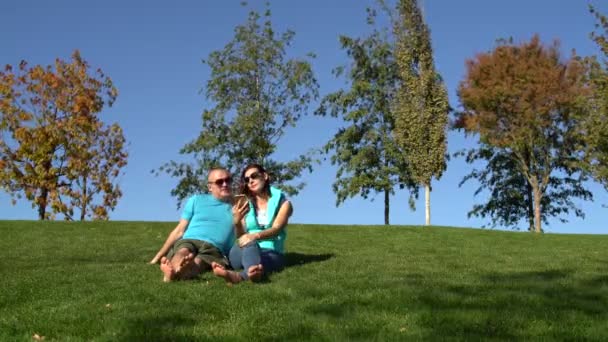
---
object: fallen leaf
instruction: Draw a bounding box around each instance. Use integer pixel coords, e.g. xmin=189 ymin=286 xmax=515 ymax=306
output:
xmin=32 ymin=333 xmax=45 ymax=340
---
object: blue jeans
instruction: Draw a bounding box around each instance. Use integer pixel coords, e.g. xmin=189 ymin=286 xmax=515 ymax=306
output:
xmin=229 ymin=242 xmax=284 ymax=281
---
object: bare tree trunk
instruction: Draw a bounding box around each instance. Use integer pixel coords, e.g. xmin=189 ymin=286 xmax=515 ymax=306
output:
xmin=533 ymin=186 xmax=542 ymax=233
xmin=38 ymin=158 xmax=53 ymax=220
xmin=384 ymin=189 xmax=390 ymax=225
xmin=37 ymin=188 xmax=48 ymax=220
xmin=425 ymin=184 xmax=430 ymax=226
xmin=80 ymin=176 xmax=87 ymax=221
xmin=526 ymin=182 xmax=534 ymax=232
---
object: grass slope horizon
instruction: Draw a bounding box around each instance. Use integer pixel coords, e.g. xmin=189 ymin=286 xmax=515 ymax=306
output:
xmin=2 ymin=221 xmax=607 ymax=340
xmin=5 ymin=219 xmax=604 ymax=236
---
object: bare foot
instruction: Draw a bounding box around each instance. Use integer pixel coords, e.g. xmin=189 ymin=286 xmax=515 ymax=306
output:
xmin=178 ymin=256 xmax=204 ymax=280
xmin=160 ymin=257 xmax=175 ymax=282
xmin=247 ymin=264 xmax=264 ymax=282
xmin=211 ymin=262 xmax=242 ymax=284
xmin=175 ymin=253 xmax=194 ymax=273
xmin=174 ymin=253 xmax=198 ymax=280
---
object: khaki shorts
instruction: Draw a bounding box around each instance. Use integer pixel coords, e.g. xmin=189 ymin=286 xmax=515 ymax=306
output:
xmin=167 ymin=239 xmax=228 ymax=269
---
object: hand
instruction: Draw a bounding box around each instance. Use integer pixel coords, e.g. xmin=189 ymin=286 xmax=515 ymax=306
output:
xmin=238 ymin=233 xmax=259 ymax=247
xmin=149 ymin=255 xmax=160 ymax=264
xmin=232 ymin=198 xmax=250 ymax=224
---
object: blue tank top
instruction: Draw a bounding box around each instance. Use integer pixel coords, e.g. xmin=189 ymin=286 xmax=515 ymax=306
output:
xmin=244 ymin=187 xmax=287 ymax=254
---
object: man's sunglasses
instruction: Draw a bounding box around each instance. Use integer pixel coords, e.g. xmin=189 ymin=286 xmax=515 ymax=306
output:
xmin=243 ymin=171 xmax=263 ymax=183
xmin=212 ymin=177 xmax=232 ymax=186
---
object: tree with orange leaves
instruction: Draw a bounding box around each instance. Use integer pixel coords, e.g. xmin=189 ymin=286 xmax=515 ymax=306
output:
xmin=456 ymin=35 xmax=593 ymax=233
xmin=0 ymin=51 xmax=127 ymax=220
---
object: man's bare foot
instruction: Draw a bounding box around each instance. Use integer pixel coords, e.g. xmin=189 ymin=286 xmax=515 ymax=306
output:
xmin=160 ymin=257 xmax=175 ymax=282
xmin=175 ymin=253 xmax=197 ymax=278
xmin=211 ymin=262 xmax=242 ymax=284
xmin=178 ymin=256 xmax=204 ymax=280
xmin=247 ymin=264 xmax=264 ymax=282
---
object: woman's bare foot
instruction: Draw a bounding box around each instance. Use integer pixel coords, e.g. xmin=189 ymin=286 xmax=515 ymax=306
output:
xmin=247 ymin=264 xmax=264 ymax=282
xmin=211 ymin=262 xmax=242 ymax=284
xmin=160 ymin=257 xmax=175 ymax=282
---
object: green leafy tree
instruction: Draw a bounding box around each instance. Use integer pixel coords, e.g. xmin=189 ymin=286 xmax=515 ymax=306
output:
xmin=158 ymin=5 xmax=318 ymax=205
xmin=586 ymin=5 xmax=608 ymax=192
xmin=67 ymin=123 xmax=128 ymax=220
xmin=393 ymin=0 xmax=449 ymax=226
xmin=0 ymin=51 xmax=127 ymax=220
xmin=315 ymin=4 xmax=417 ymax=225
xmin=456 ymin=145 xmax=591 ymax=231
xmin=456 ymin=36 xmax=593 ymax=233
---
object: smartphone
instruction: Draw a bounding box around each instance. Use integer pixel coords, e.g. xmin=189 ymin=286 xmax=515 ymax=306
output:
xmin=233 ymin=194 xmax=248 ymax=206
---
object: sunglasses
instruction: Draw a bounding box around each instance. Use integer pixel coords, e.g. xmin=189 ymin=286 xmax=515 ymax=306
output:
xmin=243 ymin=171 xmax=263 ymax=183
xmin=211 ymin=177 xmax=232 ymax=186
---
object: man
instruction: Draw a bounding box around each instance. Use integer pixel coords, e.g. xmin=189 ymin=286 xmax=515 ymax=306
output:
xmin=149 ymin=167 xmax=249 ymax=282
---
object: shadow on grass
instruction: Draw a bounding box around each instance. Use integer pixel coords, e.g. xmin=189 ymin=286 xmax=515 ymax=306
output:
xmin=407 ymin=269 xmax=608 ymax=339
xmin=585 ymin=275 xmax=608 ymax=287
xmin=284 ymin=252 xmax=334 ymax=268
xmin=251 ymin=252 xmax=334 ymax=284
xmin=119 ymin=314 xmax=197 ymax=342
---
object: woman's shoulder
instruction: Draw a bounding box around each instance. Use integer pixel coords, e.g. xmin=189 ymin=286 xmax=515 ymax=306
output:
xmin=270 ymin=186 xmax=287 ymax=200
xmin=269 ymin=187 xmax=290 ymax=206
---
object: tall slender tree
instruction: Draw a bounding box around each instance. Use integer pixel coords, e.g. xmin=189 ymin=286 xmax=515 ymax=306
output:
xmin=316 ymin=4 xmax=417 ymax=225
xmin=67 ymin=123 xmax=127 ymax=220
xmin=393 ymin=0 xmax=449 ymax=226
xmin=158 ymin=5 xmax=319 ymax=205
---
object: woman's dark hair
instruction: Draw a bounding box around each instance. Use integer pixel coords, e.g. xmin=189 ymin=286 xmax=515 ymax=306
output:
xmin=239 ymin=163 xmax=271 ymax=198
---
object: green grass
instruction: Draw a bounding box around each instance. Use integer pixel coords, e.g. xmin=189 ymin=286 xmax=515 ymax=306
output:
xmin=1 ymin=221 xmax=607 ymax=341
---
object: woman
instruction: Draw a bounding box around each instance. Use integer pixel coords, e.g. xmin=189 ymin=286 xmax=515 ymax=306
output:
xmin=212 ymin=163 xmax=292 ymax=283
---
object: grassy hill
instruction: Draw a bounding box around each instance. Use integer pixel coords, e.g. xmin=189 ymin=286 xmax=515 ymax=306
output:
xmin=1 ymin=221 xmax=607 ymax=340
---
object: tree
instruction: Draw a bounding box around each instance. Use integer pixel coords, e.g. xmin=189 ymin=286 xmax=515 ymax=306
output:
xmin=456 ymin=145 xmax=591 ymax=231
xmin=0 ymin=51 xmax=127 ymax=220
xmin=315 ymin=4 xmax=417 ymax=225
xmin=67 ymin=123 xmax=128 ymax=220
xmin=590 ymin=4 xmax=608 ymax=59
xmin=393 ymin=0 xmax=450 ymax=226
xmin=456 ymin=36 xmax=593 ymax=233
xmin=158 ymin=5 xmax=318 ymax=205
xmin=585 ymin=5 xmax=608 ymax=192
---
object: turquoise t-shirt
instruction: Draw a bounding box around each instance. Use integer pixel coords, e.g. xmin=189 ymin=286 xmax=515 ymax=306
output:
xmin=244 ymin=187 xmax=287 ymax=254
xmin=181 ymin=194 xmax=234 ymax=255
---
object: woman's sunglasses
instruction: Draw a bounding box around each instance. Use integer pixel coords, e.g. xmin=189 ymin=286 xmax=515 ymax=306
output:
xmin=243 ymin=171 xmax=263 ymax=183
xmin=212 ymin=177 xmax=232 ymax=186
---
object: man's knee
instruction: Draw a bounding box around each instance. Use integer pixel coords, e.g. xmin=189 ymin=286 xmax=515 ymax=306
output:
xmin=176 ymin=247 xmax=192 ymax=256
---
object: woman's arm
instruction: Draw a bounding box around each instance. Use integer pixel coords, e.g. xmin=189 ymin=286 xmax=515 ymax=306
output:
xmin=238 ymin=200 xmax=292 ymax=247
xmin=149 ymin=219 xmax=189 ymax=264
xmin=233 ymin=199 xmax=250 ymax=238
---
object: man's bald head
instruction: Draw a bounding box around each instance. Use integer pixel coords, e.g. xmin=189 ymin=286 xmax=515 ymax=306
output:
xmin=207 ymin=167 xmax=232 ymax=201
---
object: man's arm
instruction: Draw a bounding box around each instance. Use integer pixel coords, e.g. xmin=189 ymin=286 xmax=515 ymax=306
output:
xmin=149 ymin=219 xmax=189 ymax=264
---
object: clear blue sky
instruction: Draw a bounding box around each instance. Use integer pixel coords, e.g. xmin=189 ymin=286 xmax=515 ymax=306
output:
xmin=1 ymin=0 xmax=607 ymax=234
